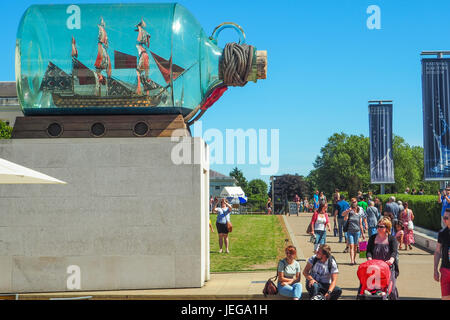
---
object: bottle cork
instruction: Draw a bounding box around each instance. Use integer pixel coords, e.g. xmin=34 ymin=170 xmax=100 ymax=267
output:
xmin=255 ymin=50 xmax=267 ymax=80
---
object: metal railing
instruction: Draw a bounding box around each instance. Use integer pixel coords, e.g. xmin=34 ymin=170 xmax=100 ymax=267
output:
xmin=0 ymin=98 xmax=19 ymax=106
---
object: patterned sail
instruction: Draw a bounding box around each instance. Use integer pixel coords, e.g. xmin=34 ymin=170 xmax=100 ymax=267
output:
xmin=73 ymin=58 xmax=96 ymax=85
xmin=39 ymin=62 xmax=73 ymax=93
xmin=135 ymin=19 xmax=151 ymax=95
xmin=97 ymin=17 xmax=108 ymax=47
xmin=136 ymin=18 xmax=150 ymax=48
xmin=114 ymin=50 xmax=137 ymax=69
xmin=71 ymin=36 xmax=78 ymax=58
xmin=151 ymin=52 xmax=185 ymax=84
xmin=94 ymin=17 xmax=111 ymax=78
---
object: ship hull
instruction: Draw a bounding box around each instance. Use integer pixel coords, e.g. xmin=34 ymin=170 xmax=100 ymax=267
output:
xmin=52 ymin=92 xmax=163 ymax=108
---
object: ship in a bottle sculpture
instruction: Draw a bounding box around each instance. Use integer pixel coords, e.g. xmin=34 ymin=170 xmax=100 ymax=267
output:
xmin=16 ymin=3 xmax=267 ymax=125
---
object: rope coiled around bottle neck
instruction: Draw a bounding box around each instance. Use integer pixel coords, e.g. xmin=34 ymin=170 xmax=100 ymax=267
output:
xmin=220 ymin=43 xmax=254 ymax=87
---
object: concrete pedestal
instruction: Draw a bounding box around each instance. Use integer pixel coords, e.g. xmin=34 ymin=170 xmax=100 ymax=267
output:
xmin=0 ymin=137 xmax=210 ymax=293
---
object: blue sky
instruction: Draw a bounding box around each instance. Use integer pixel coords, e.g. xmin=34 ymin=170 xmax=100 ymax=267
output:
xmin=2 ymin=0 xmax=450 ymax=184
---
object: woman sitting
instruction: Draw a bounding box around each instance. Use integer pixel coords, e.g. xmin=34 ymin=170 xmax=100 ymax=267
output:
xmin=277 ymin=245 xmax=302 ymax=300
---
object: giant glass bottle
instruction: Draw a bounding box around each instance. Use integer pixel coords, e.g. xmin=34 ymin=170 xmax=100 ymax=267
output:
xmin=16 ymin=3 xmax=266 ymax=118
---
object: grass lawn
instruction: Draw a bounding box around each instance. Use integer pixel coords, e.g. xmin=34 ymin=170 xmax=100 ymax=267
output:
xmin=209 ymin=214 xmax=290 ymax=272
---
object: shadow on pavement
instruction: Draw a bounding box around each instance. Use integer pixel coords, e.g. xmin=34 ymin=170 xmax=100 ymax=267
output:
xmin=398 ymin=297 xmax=440 ymax=300
xmin=398 ymin=252 xmax=430 ymax=256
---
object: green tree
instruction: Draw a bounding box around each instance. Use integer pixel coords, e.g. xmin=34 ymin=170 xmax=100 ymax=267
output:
xmin=229 ymin=167 xmax=249 ymax=195
xmin=308 ymin=132 xmax=439 ymax=196
xmin=311 ymin=132 xmax=370 ymax=197
xmin=268 ymin=174 xmax=309 ymax=212
xmin=0 ymin=121 xmax=12 ymax=139
xmin=248 ymin=179 xmax=268 ymax=196
xmin=246 ymin=179 xmax=269 ymax=212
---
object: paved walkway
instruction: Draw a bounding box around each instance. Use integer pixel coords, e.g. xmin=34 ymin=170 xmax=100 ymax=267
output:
xmin=16 ymin=271 xmax=276 ymax=300
xmin=15 ymin=213 xmax=441 ymax=300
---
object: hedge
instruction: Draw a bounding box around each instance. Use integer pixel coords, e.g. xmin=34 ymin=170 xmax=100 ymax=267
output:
xmin=376 ymin=194 xmax=442 ymax=231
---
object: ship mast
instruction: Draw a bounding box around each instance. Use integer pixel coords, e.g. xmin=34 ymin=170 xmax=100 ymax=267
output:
xmin=71 ymin=36 xmax=78 ymax=93
xmin=135 ymin=18 xmax=151 ymax=95
xmin=94 ymin=17 xmax=111 ymax=96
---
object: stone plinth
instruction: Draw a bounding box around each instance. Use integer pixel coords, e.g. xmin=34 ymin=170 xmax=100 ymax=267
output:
xmin=0 ymin=137 xmax=209 ymax=293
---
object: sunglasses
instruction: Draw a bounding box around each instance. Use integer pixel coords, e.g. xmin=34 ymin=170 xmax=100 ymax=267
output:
xmin=377 ymin=225 xmax=386 ymax=229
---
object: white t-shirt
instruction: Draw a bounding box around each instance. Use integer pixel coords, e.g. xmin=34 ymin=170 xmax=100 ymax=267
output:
xmin=277 ymin=259 xmax=301 ymax=280
xmin=314 ymin=216 xmax=327 ymax=231
xmin=307 ymin=255 xmax=339 ymax=284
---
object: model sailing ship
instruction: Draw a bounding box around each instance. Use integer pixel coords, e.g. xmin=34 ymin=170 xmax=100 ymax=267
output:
xmin=40 ymin=18 xmax=185 ymax=108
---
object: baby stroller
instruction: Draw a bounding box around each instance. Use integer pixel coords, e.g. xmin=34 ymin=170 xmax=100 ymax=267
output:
xmin=356 ymin=260 xmax=393 ymax=300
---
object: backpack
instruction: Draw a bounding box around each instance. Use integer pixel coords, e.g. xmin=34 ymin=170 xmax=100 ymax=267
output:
xmin=312 ymin=255 xmax=336 ymax=273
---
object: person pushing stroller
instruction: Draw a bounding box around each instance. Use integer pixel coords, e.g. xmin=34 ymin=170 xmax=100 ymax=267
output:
xmin=359 ymin=217 xmax=399 ymax=300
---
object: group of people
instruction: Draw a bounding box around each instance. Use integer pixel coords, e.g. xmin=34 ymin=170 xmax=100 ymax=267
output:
xmin=275 ymin=191 xmax=450 ymax=301
xmin=277 ymin=194 xmax=403 ymax=300
xmin=276 ymin=244 xmax=342 ymax=300
xmin=278 ymin=190 xmax=412 ymax=300
xmin=266 ymin=190 xmax=329 ymax=215
xmin=210 ymin=188 xmax=450 ymax=300
xmin=404 ymin=187 xmax=425 ymax=195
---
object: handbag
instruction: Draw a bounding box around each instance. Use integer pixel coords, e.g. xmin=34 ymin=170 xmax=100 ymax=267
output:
xmin=262 ymin=260 xmax=285 ymax=297
xmin=262 ymin=276 xmax=278 ymax=297
xmin=407 ymin=210 xmax=414 ymax=231
xmin=306 ymin=222 xmax=312 ymax=234
xmin=343 ymin=211 xmax=351 ymax=233
xmin=226 ymin=221 xmax=233 ymax=233
xmin=359 ymin=241 xmax=368 ymax=258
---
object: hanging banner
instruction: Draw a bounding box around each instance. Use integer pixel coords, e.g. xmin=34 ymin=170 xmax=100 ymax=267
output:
xmin=369 ymin=103 xmax=395 ymax=184
xmin=422 ymin=58 xmax=450 ymax=180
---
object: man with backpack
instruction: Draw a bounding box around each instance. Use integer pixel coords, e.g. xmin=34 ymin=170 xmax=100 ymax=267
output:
xmin=302 ymin=244 xmax=342 ymax=300
xmin=334 ymin=194 xmax=350 ymax=252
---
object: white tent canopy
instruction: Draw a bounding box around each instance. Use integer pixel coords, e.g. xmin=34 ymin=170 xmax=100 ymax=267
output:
xmin=0 ymin=158 xmax=67 ymax=184
xmin=220 ymin=186 xmax=246 ymax=198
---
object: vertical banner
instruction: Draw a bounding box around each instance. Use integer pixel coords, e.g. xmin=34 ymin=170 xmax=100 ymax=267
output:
xmin=422 ymin=58 xmax=450 ymax=180
xmin=369 ymin=103 xmax=395 ymax=184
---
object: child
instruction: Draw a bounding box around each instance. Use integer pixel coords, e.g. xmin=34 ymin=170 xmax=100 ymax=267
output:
xmin=394 ymin=222 xmax=404 ymax=250
xmin=304 ymin=198 xmax=309 ymax=213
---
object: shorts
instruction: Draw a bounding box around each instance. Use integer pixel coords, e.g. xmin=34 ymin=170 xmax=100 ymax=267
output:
xmin=347 ymin=231 xmax=361 ymax=245
xmin=441 ymin=267 xmax=450 ymax=297
xmin=216 ymin=222 xmax=229 ymax=234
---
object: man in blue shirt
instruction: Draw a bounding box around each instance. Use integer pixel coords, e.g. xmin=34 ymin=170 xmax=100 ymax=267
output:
xmin=314 ymin=190 xmax=320 ymax=210
xmin=438 ymin=188 xmax=450 ymax=229
xmin=334 ymin=195 xmax=350 ymax=244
